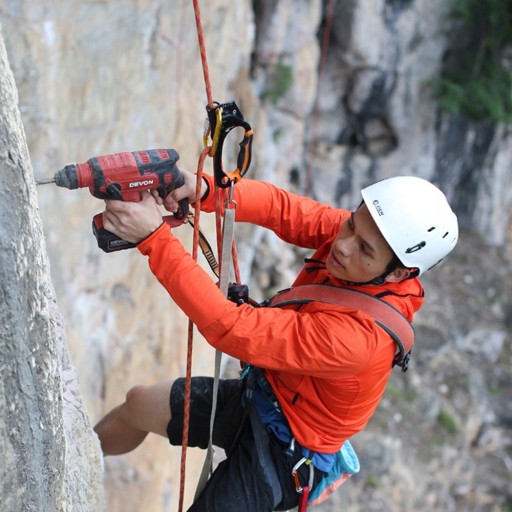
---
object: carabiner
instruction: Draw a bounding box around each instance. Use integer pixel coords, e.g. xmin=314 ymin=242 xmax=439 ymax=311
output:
xmin=292 ymin=457 xmax=308 ymax=493
xmin=207 ymin=107 xmax=223 ymax=157
xmin=292 ymin=456 xmax=314 ymax=512
xmin=224 ymin=180 xmax=237 ymax=210
xmin=291 ymin=457 xmax=314 ymax=493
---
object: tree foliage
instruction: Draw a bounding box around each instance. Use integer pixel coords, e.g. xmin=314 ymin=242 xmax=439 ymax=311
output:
xmin=433 ymin=0 xmax=512 ymax=123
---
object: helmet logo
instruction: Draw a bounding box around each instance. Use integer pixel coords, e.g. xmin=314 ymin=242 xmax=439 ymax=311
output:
xmin=372 ymin=200 xmax=384 ymax=216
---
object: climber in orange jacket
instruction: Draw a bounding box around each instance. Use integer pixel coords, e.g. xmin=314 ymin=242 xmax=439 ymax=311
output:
xmin=94 ymin=170 xmax=458 ymax=511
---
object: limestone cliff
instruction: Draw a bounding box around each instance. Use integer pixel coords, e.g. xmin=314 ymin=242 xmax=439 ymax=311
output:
xmin=1 ymin=0 xmax=510 ymax=510
xmin=0 ymin=30 xmax=103 ymax=512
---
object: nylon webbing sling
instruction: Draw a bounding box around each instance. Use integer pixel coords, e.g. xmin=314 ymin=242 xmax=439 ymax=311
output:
xmin=194 ymin=201 xmax=236 ymax=499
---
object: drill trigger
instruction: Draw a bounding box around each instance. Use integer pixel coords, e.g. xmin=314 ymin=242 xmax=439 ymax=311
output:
xmin=106 ymin=182 xmax=123 ymax=201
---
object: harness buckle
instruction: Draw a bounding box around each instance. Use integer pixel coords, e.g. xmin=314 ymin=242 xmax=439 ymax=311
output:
xmin=285 ymin=437 xmax=296 ymax=457
xmin=228 ymin=283 xmax=249 ymax=306
xmin=394 ymin=349 xmax=412 ymax=372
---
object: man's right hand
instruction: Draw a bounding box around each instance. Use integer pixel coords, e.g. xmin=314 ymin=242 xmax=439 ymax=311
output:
xmin=153 ymin=168 xmax=208 ymax=213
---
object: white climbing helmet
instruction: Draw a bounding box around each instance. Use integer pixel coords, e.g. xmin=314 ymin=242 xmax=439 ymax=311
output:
xmin=361 ymin=176 xmax=458 ymax=275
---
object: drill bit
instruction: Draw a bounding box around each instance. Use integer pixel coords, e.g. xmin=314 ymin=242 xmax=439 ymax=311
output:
xmin=36 ymin=177 xmax=56 ymax=186
xmin=36 ymin=165 xmax=79 ymax=189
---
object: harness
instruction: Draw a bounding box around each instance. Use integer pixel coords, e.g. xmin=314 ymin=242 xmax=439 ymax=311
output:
xmin=264 ymin=284 xmax=415 ymax=372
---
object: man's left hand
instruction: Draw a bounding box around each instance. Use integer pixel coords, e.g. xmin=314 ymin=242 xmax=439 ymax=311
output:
xmin=103 ymin=190 xmax=163 ymax=244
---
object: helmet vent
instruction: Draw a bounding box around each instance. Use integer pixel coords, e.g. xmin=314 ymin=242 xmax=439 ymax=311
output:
xmin=406 ymin=241 xmax=426 ymax=253
xmin=428 ymin=227 xmax=436 ymax=232
xmin=442 ymin=232 xmax=449 ymax=238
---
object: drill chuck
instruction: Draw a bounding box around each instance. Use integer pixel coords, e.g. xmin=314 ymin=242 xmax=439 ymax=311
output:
xmin=54 ymin=164 xmax=79 ymax=190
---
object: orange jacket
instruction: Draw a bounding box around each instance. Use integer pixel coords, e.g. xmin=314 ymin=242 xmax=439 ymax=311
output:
xmin=138 ymin=175 xmax=424 ymax=453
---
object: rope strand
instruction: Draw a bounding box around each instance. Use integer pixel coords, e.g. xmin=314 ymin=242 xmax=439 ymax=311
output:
xmin=179 ymin=10 xmax=215 ymax=511
xmin=178 ymin=3 xmax=243 ymax=509
xmin=178 ymin=146 xmax=210 ymax=512
xmin=192 ymin=0 xmax=214 ymax=108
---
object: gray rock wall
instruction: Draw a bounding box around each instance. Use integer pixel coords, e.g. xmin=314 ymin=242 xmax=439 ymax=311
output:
xmin=0 ymin=28 xmax=103 ymax=512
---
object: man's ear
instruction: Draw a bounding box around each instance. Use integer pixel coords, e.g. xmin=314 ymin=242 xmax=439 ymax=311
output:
xmin=384 ymin=267 xmax=413 ymax=283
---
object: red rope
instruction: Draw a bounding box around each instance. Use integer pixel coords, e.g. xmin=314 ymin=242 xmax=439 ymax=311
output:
xmin=192 ymin=0 xmax=242 ymax=283
xmin=192 ymin=0 xmax=214 ymax=108
xmin=177 ymin=4 xmax=214 ymax=509
xmin=215 ymin=187 xmax=224 ymax=270
xmin=232 ymin=239 xmax=242 ymax=285
xmin=178 ymin=2 xmax=242 ymax=510
xmin=178 ymin=147 xmax=209 ymax=512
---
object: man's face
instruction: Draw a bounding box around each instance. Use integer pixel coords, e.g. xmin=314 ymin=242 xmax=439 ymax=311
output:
xmin=326 ymin=203 xmax=395 ymax=283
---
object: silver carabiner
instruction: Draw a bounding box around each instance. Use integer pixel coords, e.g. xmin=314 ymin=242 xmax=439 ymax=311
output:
xmin=224 ymin=180 xmax=237 ymax=210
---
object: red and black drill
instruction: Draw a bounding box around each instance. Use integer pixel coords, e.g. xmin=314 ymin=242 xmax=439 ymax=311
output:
xmin=37 ymin=148 xmax=189 ymax=252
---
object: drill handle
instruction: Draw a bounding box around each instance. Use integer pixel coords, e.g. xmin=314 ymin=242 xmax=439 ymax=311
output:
xmin=92 ymin=214 xmax=185 ymax=253
xmin=172 ymin=198 xmax=189 ymax=221
xmin=158 ymin=162 xmax=189 ymax=221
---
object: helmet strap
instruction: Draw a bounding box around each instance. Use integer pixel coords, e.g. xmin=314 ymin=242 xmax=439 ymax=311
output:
xmin=367 ymin=254 xmax=403 ymax=285
xmin=368 ymin=274 xmax=387 ymax=286
xmin=345 ymin=254 xmax=413 ymax=286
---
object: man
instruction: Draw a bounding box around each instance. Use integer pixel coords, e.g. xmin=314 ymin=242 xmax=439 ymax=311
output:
xmin=94 ymin=170 xmax=458 ymax=511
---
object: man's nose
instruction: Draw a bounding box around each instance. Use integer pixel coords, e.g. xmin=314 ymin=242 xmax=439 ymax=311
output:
xmin=337 ymin=235 xmax=356 ymax=256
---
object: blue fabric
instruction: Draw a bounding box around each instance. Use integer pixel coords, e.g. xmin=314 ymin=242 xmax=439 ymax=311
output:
xmin=307 ymin=440 xmax=360 ymax=505
xmin=252 ymin=385 xmax=335 ymax=473
xmin=338 ymin=440 xmax=360 ymax=474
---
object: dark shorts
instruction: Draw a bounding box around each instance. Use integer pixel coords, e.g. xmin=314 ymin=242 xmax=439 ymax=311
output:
xmin=167 ymin=377 xmax=246 ymax=452
xmin=167 ymin=377 xmax=325 ymax=512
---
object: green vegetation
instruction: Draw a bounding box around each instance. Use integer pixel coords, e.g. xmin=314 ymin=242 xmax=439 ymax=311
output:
xmin=490 ymin=384 xmax=502 ymax=396
xmin=263 ymin=61 xmax=293 ymax=104
xmin=365 ymin=475 xmax=380 ymax=489
xmin=437 ymin=409 xmax=459 ymax=434
xmin=432 ymin=0 xmax=512 ymax=123
xmin=383 ymin=379 xmax=418 ymax=403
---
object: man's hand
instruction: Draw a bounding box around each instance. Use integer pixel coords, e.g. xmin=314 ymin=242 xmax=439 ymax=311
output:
xmin=153 ymin=168 xmax=208 ymax=213
xmin=103 ymin=191 xmax=163 ymax=244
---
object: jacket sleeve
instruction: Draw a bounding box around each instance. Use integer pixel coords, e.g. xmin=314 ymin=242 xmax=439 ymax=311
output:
xmin=138 ymin=224 xmax=380 ymax=377
xmin=198 ymin=174 xmax=344 ymax=250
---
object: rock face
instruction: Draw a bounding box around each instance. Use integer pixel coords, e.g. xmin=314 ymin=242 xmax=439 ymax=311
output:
xmin=0 ymin=30 xmax=103 ymax=512
xmin=1 ymin=0 xmax=510 ymax=510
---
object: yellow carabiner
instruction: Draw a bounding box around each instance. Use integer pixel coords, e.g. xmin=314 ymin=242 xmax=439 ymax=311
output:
xmin=208 ymin=107 xmax=223 ymax=157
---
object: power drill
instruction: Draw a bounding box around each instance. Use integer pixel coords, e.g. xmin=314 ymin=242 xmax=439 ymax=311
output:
xmin=37 ymin=149 xmax=189 ymax=252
